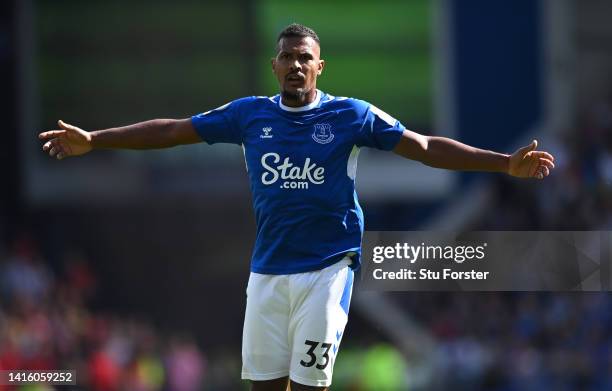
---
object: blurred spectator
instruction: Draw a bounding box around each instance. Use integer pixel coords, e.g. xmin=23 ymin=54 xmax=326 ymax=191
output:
xmin=166 ymin=335 xmax=206 ymax=391
xmin=0 ymin=235 xmax=52 ymax=308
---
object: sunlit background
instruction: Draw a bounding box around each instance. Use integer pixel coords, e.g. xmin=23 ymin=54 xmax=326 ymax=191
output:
xmin=1 ymin=0 xmax=612 ymax=389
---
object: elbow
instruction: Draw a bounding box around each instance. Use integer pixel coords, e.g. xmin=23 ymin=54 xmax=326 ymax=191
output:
xmin=393 ymin=131 xmax=430 ymax=162
xmin=169 ymin=118 xmax=200 ymax=146
xmin=166 ymin=120 xmax=182 ymax=146
xmin=413 ymin=134 xmax=430 ymax=163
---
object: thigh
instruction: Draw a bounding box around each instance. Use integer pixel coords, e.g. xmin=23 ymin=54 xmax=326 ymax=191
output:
xmin=288 ymin=259 xmax=354 ymax=388
xmin=242 ymin=273 xmax=292 ymax=381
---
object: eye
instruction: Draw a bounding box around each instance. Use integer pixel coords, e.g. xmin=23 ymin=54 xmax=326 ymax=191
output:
xmin=279 ymin=53 xmax=290 ymax=59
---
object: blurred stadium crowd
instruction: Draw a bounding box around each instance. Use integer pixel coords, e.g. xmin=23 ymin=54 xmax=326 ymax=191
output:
xmin=392 ymin=291 xmax=612 ymax=390
xmin=0 ymin=235 xmax=210 ymax=391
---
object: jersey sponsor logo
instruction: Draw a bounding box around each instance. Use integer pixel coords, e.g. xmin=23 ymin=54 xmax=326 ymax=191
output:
xmin=260 ymin=127 xmax=273 ymax=139
xmin=260 ymin=152 xmax=324 ymax=189
xmin=312 ymin=123 xmax=334 ymax=144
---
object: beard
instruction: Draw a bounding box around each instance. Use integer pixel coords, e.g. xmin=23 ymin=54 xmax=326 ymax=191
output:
xmin=281 ymin=88 xmax=308 ymax=102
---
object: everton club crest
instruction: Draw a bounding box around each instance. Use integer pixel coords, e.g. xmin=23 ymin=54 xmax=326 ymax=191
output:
xmin=312 ymin=123 xmax=334 ymax=144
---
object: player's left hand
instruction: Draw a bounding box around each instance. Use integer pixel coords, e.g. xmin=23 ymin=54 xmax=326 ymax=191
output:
xmin=508 ymin=139 xmax=555 ymax=179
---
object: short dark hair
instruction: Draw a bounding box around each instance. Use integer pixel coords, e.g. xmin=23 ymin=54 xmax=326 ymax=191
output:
xmin=276 ymin=23 xmax=320 ymax=50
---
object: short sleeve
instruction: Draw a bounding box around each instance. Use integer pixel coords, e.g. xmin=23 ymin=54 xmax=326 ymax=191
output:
xmin=355 ymin=104 xmax=405 ymax=150
xmin=191 ymin=99 xmax=243 ymax=145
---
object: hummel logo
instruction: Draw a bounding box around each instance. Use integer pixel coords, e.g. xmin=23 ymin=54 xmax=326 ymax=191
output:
xmin=260 ymin=127 xmax=273 ymax=139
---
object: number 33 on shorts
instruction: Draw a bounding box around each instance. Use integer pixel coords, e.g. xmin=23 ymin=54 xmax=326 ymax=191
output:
xmin=300 ymin=340 xmax=333 ymax=370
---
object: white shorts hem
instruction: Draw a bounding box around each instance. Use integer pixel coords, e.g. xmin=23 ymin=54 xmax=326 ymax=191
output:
xmin=242 ymin=370 xmax=289 ymax=381
xmin=289 ymin=373 xmax=331 ymax=387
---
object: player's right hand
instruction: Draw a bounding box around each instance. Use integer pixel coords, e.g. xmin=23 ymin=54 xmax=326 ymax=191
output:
xmin=39 ymin=120 xmax=92 ymax=160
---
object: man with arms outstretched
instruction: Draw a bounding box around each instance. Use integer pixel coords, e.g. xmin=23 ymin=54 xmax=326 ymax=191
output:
xmin=39 ymin=24 xmax=555 ymax=391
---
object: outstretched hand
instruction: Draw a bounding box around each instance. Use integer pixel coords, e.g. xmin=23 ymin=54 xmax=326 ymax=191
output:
xmin=508 ymin=140 xmax=555 ymax=179
xmin=39 ymin=120 xmax=92 ymax=160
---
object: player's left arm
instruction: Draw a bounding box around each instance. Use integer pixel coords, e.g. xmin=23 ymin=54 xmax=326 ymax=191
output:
xmin=392 ymin=130 xmax=555 ymax=179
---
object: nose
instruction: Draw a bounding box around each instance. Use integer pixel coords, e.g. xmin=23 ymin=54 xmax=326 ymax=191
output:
xmin=289 ymin=59 xmax=302 ymax=72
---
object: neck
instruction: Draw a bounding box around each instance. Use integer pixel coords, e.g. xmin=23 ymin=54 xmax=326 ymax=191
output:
xmin=280 ymin=88 xmax=317 ymax=107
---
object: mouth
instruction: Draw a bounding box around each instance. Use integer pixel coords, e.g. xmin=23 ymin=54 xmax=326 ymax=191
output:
xmin=286 ymin=73 xmax=305 ymax=84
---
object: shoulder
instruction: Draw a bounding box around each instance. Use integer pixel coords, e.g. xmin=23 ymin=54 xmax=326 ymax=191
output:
xmin=229 ymin=95 xmax=277 ymax=110
xmin=206 ymin=95 xmax=277 ymax=119
xmin=320 ymin=93 xmax=371 ymax=114
xmin=240 ymin=95 xmax=278 ymax=104
xmin=330 ymin=96 xmax=398 ymax=126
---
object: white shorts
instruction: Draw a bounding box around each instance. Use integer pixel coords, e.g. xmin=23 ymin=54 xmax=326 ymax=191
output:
xmin=241 ymin=257 xmax=354 ymax=387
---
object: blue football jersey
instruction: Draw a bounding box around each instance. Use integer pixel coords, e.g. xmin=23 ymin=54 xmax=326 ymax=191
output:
xmin=192 ymin=90 xmax=405 ymax=274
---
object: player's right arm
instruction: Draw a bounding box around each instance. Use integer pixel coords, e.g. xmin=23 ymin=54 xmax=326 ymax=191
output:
xmin=39 ymin=118 xmax=200 ymax=160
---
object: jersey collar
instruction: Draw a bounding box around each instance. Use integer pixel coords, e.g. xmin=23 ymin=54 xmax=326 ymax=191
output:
xmin=278 ymin=90 xmax=321 ymax=112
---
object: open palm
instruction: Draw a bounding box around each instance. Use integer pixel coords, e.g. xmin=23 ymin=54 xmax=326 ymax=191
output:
xmin=508 ymin=140 xmax=555 ymax=179
xmin=39 ymin=120 xmax=92 ymax=160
